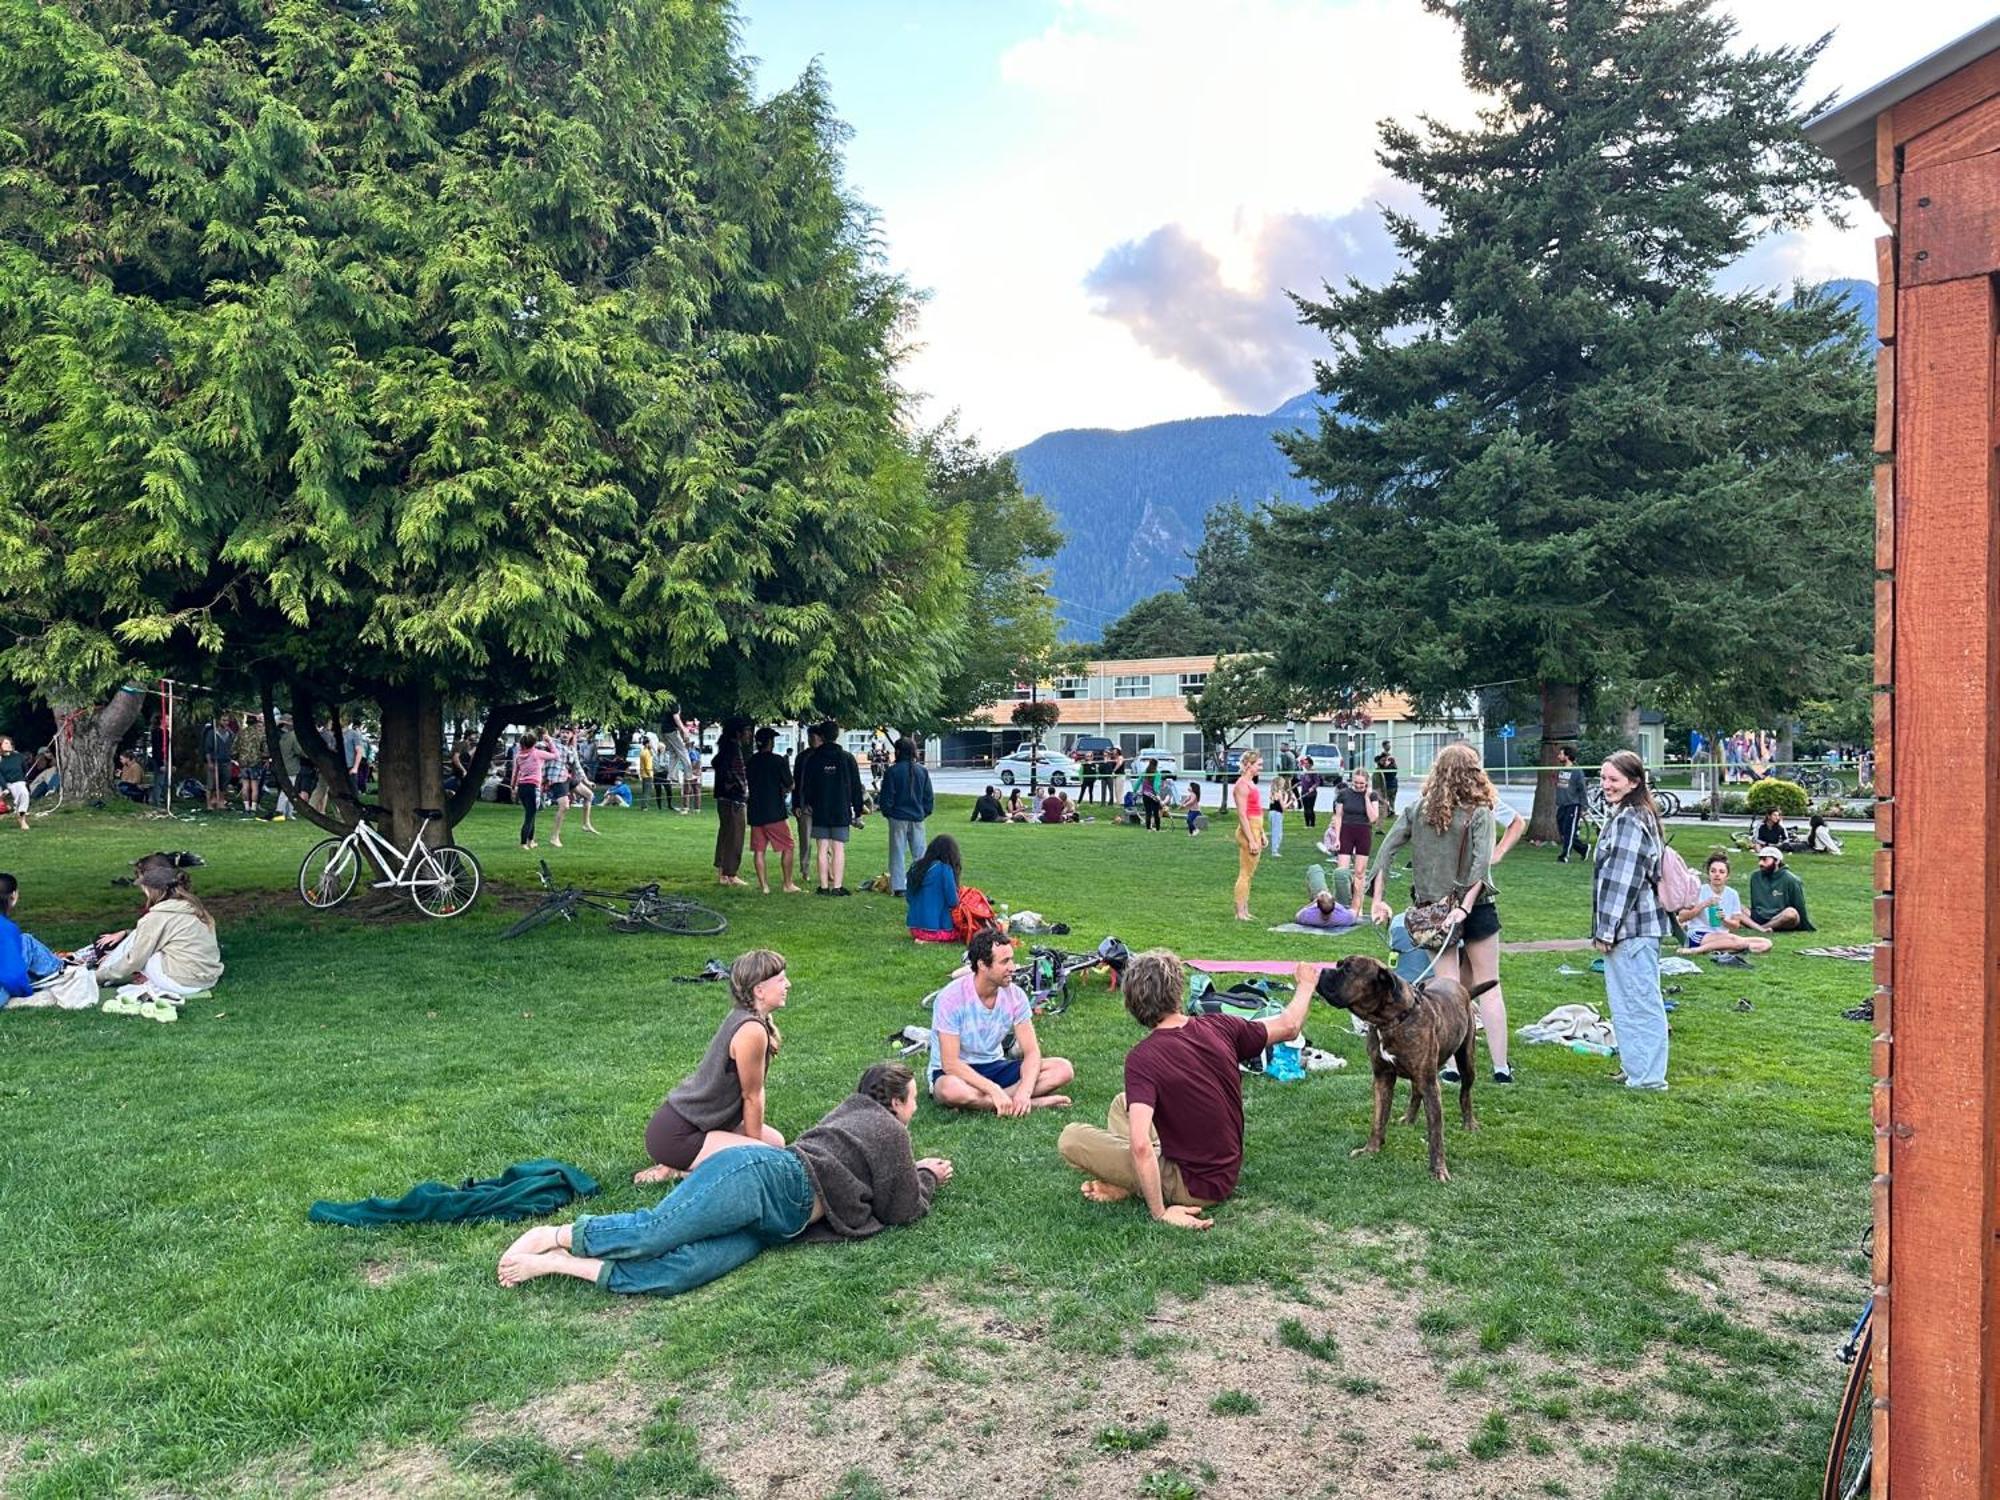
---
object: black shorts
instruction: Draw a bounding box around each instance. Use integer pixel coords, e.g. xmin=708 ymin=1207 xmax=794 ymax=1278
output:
xmin=1461 ymin=900 xmax=1501 ymax=943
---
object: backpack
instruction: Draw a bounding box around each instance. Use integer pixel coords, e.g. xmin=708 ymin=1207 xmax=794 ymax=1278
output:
xmin=1187 ymin=978 xmax=1283 ymax=1073
xmin=1654 ymin=833 xmax=1701 ymax=912
xmin=952 ymin=885 xmax=997 ymax=944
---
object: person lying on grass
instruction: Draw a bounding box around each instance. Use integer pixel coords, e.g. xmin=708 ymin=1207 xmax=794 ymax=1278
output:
xmin=1294 ymin=863 xmax=1359 ymax=929
xmin=928 ymin=927 xmax=1074 ymax=1115
xmin=500 ymin=1062 xmax=952 ymax=1298
xmin=635 ymin=950 xmax=791 ymax=1186
xmin=94 ymin=858 xmax=223 ymax=1017
xmin=1057 ymin=951 xmax=1313 ymax=1230
xmin=1674 ymin=854 xmax=1772 ymax=956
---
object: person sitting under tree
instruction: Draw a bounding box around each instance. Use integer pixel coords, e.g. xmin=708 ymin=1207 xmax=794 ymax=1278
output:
xmin=1745 ymin=846 xmax=1814 ymax=933
xmin=1674 ymin=853 xmax=1773 ymax=955
xmin=1057 ymin=951 xmax=1313 ymax=1229
xmin=927 ymin=929 xmax=1074 ymax=1115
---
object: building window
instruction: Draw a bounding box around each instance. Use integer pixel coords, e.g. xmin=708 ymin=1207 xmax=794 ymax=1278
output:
xmin=1411 ymin=731 xmax=1467 ymax=772
xmin=1113 ymin=674 xmax=1151 ymax=699
xmin=1180 ymin=732 xmax=1206 ymax=771
xmin=1007 ymin=682 xmax=1033 ymax=701
xmin=1119 ymin=733 xmax=1157 ymax=758
xmin=1052 ymin=676 xmax=1088 ymax=700
xmin=1178 ymin=672 xmax=1208 ymax=695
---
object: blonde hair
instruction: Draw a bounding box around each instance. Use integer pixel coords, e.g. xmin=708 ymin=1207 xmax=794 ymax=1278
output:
xmin=1418 ymin=742 xmax=1496 ymax=833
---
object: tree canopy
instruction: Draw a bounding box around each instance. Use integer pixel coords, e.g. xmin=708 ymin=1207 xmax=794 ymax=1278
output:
xmin=0 ymin=0 xmax=966 ymax=836
xmin=1264 ymin=0 xmax=1872 ymax=833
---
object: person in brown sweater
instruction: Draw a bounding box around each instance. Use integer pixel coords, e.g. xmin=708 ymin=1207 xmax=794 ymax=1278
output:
xmin=498 ymin=1063 xmax=952 ymax=1297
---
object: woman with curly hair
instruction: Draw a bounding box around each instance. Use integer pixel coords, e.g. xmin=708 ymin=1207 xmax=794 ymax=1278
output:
xmin=1367 ymin=742 xmax=1512 ymax=1083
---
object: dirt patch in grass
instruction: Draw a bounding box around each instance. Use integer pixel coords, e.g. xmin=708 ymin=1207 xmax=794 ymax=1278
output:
xmin=1669 ymin=1251 xmax=1852 ymax=1342
xmin=234 ymin=1441 xmax=493 ymax=1498
xmin=676 ymin=1272 xmax=1619 ymax=1499
xmin=462 ymin=1366 xmax=654 ymax=1462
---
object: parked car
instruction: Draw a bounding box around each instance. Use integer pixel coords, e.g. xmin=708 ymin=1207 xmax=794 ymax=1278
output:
xmin=1124 ymin=750 xmax=1180 ymax=778
xmin=1299 ymin=743 xmax=1352 ymax=775
xmin=1070 ymin=735 xmax=1116 ymax=764
xmin=994 ymin=747 xmax=1081 ymax=787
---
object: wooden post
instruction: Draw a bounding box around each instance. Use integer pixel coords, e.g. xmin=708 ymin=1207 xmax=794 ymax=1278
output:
xmin=1818 ymin=35 xmax=2000 ymax=1500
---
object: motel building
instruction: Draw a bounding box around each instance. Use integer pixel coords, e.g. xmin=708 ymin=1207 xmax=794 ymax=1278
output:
xmin=945 ymin=654 xmax=1483 ymax=777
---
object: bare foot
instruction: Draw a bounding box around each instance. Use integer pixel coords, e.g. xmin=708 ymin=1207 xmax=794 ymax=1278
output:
xmin=758 ymin=885 xmax=771 ymax=895
xmin=632 ymin=1163 xmax=683 ymax=1186
xmin=502 ymin=1223 xmax=565 ymax=1258
xmin=1028 ymin=1094 xmax=1072 ymax=1110
xmin=1349 ymin=1143 xmax=1381 ymax=1158
xmin=1080 ymin=1180 xmax=1131 ymax=1204
xmin=782 ymin=884 xmax=802 ymax=894
xmin=497 ymin=1247 xmax=576 ymax=1287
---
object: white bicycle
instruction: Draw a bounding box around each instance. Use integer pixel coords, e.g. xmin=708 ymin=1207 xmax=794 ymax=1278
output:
xmin=298 ymin=804 xmax=482 ymax=918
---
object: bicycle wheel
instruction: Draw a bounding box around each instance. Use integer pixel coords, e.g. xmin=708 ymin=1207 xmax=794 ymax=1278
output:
xmin=410 ymin=844 xmax=482 ymax=918
xmin=1822 ymin=1313 xmax=1873 ymax=1500
xmin=626 ymin=900 xmax=729 ymax=936
xmin=1655 ymin=789 xmax=1683 ymax=818
xmin=503 ymin=896 xmax=577 ymax=938
xmin=299 ymin=839 xmax=360 ymax=909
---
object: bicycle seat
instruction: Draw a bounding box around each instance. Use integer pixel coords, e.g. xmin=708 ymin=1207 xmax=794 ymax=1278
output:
xmin=358 ymin=804 xmax=390 ymax=822
xmin=414 ymin=807 xmax=445 ymax=820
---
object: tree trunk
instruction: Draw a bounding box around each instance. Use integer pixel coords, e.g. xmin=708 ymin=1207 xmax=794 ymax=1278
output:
xmin=1775 ymin=721 xmax=1794 ymax=772
xmin=1620 ymin=704 xmax=1642 ymax=751
xmin=1529 ymin=679 xmax=1580 ymax=842
xmin=48 ymin=685 xmax=148 ymax=806
xmin=375 ymin=682 xmax=447 ymax=854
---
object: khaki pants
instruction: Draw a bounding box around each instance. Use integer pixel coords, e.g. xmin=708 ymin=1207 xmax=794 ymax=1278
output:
xmin=1057 ymin=1093 xmax=1214 ymax=1208
xmin=1234 ymin=823 xmax=1261 ymax=909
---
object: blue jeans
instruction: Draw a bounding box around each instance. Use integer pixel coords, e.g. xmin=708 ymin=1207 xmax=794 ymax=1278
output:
xmin=1603 ymin=938 xmax=1668 ymax=1089
xmin=574 ymin=1145 xmax=815 ymax=1296
xmin=1268 ymin=809 xmax=1284 ymax=856
xmin=887 ymin=818 xmax=926 ymax=892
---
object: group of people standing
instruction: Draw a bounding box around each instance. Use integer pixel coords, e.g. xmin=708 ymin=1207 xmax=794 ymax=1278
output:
xmin=506 ymin=727 xmax=602 ymax=850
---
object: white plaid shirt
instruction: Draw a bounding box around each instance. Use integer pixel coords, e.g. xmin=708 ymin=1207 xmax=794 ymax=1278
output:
xmin=1592 ymin=807 xmax=1669 ymax=944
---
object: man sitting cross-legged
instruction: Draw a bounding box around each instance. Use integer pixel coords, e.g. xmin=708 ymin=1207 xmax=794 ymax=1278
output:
xmin=1746 ymin=846 xmax=1815 ymax=933
xmin=928 ymin=928 xmax=1075 ymax=1116
xmin=1058 ymin=952 xmax=1313 ymax=1230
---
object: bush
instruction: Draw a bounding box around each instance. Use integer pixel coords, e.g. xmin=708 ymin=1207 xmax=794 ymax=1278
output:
xmin=1744 ymin=779 xmax=1809 ymax=817
xmin=1718 ymin=793 xmax=1749 ymax=815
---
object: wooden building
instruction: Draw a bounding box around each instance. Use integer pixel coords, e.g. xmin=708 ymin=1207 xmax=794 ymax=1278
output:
xmin=1806 ymin=17 xmax=2000 ymax=1498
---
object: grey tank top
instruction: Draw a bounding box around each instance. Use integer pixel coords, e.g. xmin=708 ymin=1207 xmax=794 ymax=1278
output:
xmin=667 ymin=1009 xmax=772 ymax=1131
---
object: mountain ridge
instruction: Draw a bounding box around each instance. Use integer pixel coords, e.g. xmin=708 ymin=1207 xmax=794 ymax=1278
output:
xmin=1012 ymin=278 xmax=1877 ymax=639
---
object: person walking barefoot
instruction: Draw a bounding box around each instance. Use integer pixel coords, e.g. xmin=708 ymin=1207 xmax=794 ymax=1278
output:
xmin=1232 ymin=751 xmax=1267 ymax=922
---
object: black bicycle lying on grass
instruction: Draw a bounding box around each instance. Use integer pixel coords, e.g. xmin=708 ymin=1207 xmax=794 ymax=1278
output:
xmin=1021 ymin=936 xmax=1130 ymax=1018
xmin=502 ymin=860 xmax=728 ymax=939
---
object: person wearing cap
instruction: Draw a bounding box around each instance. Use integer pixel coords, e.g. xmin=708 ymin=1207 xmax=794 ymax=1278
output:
xmin=1745 ymin=847 xmax=1814 ymax=933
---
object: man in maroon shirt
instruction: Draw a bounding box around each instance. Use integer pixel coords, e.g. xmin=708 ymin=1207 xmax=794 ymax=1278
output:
xmin=1057 ymin=951 xmax=1314 ymax=1229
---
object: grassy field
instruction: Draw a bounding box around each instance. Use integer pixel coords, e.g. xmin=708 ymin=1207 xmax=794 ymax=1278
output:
xmin=0 ymin=797 xmax=1876 ymax=1498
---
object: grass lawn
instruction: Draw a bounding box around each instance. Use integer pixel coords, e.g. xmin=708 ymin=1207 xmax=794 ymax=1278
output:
xmin=0 ymin=798 xmax=1875 ymax=1498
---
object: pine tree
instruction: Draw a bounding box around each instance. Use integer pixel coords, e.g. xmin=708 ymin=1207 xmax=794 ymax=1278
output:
xmin=0 ymin=1 xmax=966 ymax=846
xmin=1267 ymin=0 xmax=1872 ymax=835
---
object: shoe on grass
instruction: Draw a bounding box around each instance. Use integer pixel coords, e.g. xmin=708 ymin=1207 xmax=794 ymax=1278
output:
xmin=1492 ymin=1068 xmax=1514 ymax=1084
xmin=101 ymin=994 xmax=140 ymax=1017
xmin=144 ymin=1000 xmax=178 ymax=1023
xmin=549 ymin=838 xmax=563 ymax=849
xmin=1440 ymin=1062 xmax=1461 ymax=1084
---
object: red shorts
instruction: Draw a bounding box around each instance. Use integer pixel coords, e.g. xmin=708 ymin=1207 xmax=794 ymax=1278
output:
xmin=751 ymin=822 xmax=794 ymax=853
xmin=1335 ymin=821 xmax=1374 ymax=856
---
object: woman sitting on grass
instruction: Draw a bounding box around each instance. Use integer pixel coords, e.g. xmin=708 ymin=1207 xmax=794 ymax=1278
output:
xmin=1673 ymin=853 xmax=1772 ymax=956
xmin=500 ymin=1062 xmax=953 ymax=1298
xmin=95 ymin=858 xmax=223 ymax=1019
xmin=635 ymin=951 xmax=790 ymax=1186
xmin=905 ymin=836 xmax=966 ymax=944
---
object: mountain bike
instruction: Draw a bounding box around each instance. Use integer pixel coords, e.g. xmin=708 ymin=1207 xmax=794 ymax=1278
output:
xmin=502 ymin=860 xmax=728 ymax=939
xmin=1022 ymin=936 xmax=1129 ymax=1018
xmin=1822 ymin=1297 xmax=1873 ymax=1500
xmin=1797 ymin=764 xmax=1847 ymax=799
xmin=298 ymin=806 xmax=481 ymax=918
xmin=1822 ymin=1226 xmax=1874 ymax=1500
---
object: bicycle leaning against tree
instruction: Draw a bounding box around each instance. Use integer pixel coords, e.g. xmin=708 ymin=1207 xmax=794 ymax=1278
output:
xmin=297 ymin=804 xmax=483 ymax=919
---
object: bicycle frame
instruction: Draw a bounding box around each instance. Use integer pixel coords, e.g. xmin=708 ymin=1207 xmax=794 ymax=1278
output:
xmin=329 ymin=814 xmax=439 ymax=889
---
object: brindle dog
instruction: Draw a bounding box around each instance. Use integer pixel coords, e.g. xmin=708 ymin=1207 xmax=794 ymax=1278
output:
xmin=1315 ymin=954 xmax=1477 ymax=1181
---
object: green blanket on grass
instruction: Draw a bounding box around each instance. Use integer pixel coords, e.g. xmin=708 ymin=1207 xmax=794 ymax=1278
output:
xmin=308 ymin=1158 xmax=599 ymax=1228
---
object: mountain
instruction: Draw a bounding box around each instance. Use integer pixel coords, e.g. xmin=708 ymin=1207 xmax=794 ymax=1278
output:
xmin=1015 ymin=280 xmax=1879 ymax=640
xmin=1011 ymin=392 xmax=1324 ymax=639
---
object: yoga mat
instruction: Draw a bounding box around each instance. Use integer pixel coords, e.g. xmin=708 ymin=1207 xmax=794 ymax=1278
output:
xmin=1189 ymin=959 xmax=1312 ymax=976
xmin=1267 ymin=922 xmax=1371 ymax=938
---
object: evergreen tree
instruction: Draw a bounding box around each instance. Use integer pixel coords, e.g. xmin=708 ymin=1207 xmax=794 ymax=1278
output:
xmin=913 ymin=417 xmax=1063 ymax=736
xmin=1267 ymin=0 xmax=1872 ymax=836
xmin=1096 ymin=591 xmax=1214 ymax=659
xmin=1179 ymin=503 xmax=1261 ymax=654
xmin=0 ymin=1 xmax=965 ymax=844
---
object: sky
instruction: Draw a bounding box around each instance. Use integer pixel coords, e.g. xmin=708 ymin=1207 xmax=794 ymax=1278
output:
xmin=736 ymin=0 xmax=1998 ymax=450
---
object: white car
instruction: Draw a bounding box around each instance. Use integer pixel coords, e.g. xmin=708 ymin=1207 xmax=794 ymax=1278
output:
xmin=994 ymin=748 xmax=1081 ymax=787
xmin=1124 ymin=750 xmax=1180 ymax=777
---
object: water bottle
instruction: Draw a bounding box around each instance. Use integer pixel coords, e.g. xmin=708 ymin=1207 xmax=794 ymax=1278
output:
xmin=1570 ymin=1039 xmax=1616 ymax=1057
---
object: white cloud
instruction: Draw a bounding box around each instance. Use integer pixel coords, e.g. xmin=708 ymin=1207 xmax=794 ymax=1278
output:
xmin=882 ymin=0 xmax=1995 ymax=447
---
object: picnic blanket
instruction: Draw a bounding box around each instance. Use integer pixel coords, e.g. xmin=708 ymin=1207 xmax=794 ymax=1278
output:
xmin=309 ymin=1158 xmax=600 ymax=1228
xmin=1798 ymin=944 xmax=1877 ymax=962
xmin=1517 ymin=1004 xmax=1617 ymax=1050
